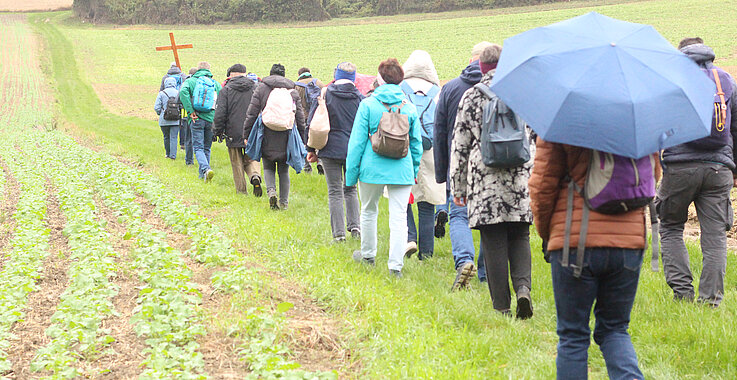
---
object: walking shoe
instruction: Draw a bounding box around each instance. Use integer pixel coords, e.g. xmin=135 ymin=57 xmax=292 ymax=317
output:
xmin=279 ymin=202 xmax=288 ymax=211
xmin=350 ymin=228 xmax=361 ymax=239
xmin=418 ymin=252 xmax=433 ymax=261
xmin=352 ymin=250 xmax=375 ymax=266
xmin=674 ymin=292 xmax=695 ymax=303
xmin=303 ymin=162 xmax=313 ymax=174
xmin=333 ymin=236 xmax=346 ymax=243
xmin=316 ymin=161 xmax=325 ymax=175
xmin=205 ymin=169 xmax=215 ymax=183
xmin=269 ymin=195 xmax=279 ymax=210
xmin=390 ymin=269 xmax=402 ymax=279
xmin=451 ymin=261 xmax=476 ymax=291
xmin=404 ymin=241 xmax=418 ymax=258
xmin=251 ymin=176 xmax=263 ymax=197
xmin=516 ymin=286 xmax=534 ymax=320
xmin=434 ymin=210 xmax=448 ymax=238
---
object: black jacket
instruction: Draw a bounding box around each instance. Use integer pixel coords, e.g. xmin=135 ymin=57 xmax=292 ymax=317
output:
xmin=242 ymin=75 xmax=307 ymax=162
xmin=312 ymin=82 xmax=364 ymax=160
xmin=433 ymin=61 xmax=482 ymax=189
xmin=213 ymin=76 xmax=255 ymax=148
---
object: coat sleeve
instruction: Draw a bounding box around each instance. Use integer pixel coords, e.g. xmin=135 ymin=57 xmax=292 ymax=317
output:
xmin=346 ymin=101 xmax=370 ymax=187
xmin=160 ymin=75 xmax=166 ymax=92
xmin=729 ymin=76 xmax=737 ymax=174
xmin=408 ymin=107 xmax=423 ymax=179
xmin=433 ymin=90 xmax=450 ymax=184
xmin=529 ymin=138 xmax=567 ymax=241
xmin=212 ymin=88 xmax=228 ymax=136
xmin=243 ymin=86 xmax=265 ymax=141
xmin=179 ymin=78 xmax=195 ymax=115
xmin=449 ymin=91 xmax=474 ymax=199
xmin=154 ymin=92 xmax=164 ymax=115
xmin=293 ymin=90 xmax=307 ymax=143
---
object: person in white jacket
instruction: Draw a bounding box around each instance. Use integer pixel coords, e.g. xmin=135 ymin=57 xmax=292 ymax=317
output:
xmin=401 ymin=50 xmax=447 ymax=260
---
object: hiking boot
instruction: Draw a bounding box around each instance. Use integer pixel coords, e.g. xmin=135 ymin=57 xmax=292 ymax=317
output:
xmin=451 ymin=261 xmax=476 ymax=291
xmin=333 ymin=236 xmax=346 ymax=244
xmin=434 ymin=210 xmax=448 ymax=238
xmin=674 ymin=292 xmax=695 ymax=303
xmin=350 ymin=228 xmax=361 ymax=239
xmin=205 ymin=169 xmax=214 ymax=183
xmin=352 ymin=250 xmax=375 ymax=266
xmin=390 ymin=269 xmax=402 ymax=279
xmin=303 ymin=162 xmax=313 ymax=174
xmin=404 ymin=241 xmax=418 ymax=258
xmin=269 ymin=196 xmax=279 ymax=211
xmin=251 ymin=176 xmax=263 ymax=197
xmin=316 ymin=160 xmax=325 ymax=175
xmin=516 ymin=286 xmax=533 ymax=320
xmin=418 ymin=252 xmax=433 ymax=261
xmin=279 ymin=202 xmax=288 ymax=211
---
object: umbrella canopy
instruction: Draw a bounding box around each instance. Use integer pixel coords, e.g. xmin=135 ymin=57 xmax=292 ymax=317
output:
xmin=490 ymin=12 xmax=715 ymax=158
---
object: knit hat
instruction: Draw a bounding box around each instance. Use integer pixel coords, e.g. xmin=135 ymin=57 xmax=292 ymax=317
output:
xmin=270 ymin=63 xmax=286 ymax=77
xmin=334 ymin=63 xmax=356 ymax=82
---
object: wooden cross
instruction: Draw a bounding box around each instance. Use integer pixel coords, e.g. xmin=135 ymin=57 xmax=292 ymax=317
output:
xmin=155 ymin=32 xmax=193 ymax=70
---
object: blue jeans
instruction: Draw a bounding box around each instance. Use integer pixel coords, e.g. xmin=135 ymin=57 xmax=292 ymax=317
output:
xmin=407 ymin=201 xmax=435 ymax=254
xmin=550 ymin=248 xmax=644 ymax=380
xmin=160 ymin=125 xmax=179 ymax=159
xmin=441 ymin=193 xmax=485 ymax=280
xmin=182 ymin=119 xmax=194 ymax=164
xmin=191 ymin=119 xmax=213 ymax=178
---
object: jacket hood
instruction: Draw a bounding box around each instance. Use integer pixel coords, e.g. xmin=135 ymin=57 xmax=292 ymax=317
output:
xmin=262 ymin=75 xmax=295 ymax=89
xmin=193 ymin=69 xmax=213 ymax=78
xmin=331 ymin=82 xmax=362 ymax=99
xmin=459 ymin=60 xmax=482 ymax=85
xmin=372 ymin=84 xmax=406 ymax=104
xmin=403 ymin=50 xmax=440 ymax=86
xmin=163 ymin=77 xmax=178 ymax=89
xmin=227 ymin=75 xmax=255 ymax=92
xmin=167 ymin=66 xmax=182 ymax=75
xmin=681 ymin=44 xmax=715 ymax=66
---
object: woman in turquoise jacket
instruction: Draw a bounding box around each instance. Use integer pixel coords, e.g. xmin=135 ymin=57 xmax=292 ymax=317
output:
xmin=346 ymin=58 xmax=423 ymax=278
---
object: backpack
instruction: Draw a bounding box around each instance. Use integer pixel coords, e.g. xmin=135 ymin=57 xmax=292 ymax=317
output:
xmin=162 ymin=92 xmax=181 ymax=121
xmin=475 ymin=83 xmax=531 ymax=168
xmin=370 ymin=101 xmax=410 ymax=159
xmin=563 ymin=151 xmax=657 ymax=277
xmin=307 ymin=87 xmax=330 ymax=150
xmin=400 ymin=81 xmax=440 ymax=150
xmin=192 ymin=76 xmax=218 ymax=113
xmin=167 ymin=74 xmax=183 ymax=90
xmin=262 ymin=88 xmax=296 ymax=131
xmin=686 ymin=67 xmax=734 ymax=150
xmin=295 ymin=79 xmax=321 ymax=113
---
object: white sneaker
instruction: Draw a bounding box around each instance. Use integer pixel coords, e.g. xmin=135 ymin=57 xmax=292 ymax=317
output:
xmin=405 ymin=241 xmax=418 ymax=258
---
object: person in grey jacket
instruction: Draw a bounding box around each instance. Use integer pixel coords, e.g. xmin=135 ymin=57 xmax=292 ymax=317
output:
xmin=154 ymin=77 xmax=180 ymax=159
xmin=656 ymin=37 xmax=737 ymax=307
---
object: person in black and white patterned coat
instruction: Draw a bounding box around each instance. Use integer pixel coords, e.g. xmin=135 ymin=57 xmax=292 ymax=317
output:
xmin=449 ymin=44 xmax=534 ymax=319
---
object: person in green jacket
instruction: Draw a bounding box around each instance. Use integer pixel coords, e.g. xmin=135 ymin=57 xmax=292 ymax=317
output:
xmin=346 ymin=58 xmax=423 ymax=278
xmin=179 ymin=61 xmax=222 ymax=181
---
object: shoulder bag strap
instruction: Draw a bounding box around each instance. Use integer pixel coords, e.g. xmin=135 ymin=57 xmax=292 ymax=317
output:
xmin=713 ymin=69 xmax=727 ymax=129
xmin=649 ymin=200 xmax=660 ymax=272
xmin=562 ymin=180 xmax=575 ymax=268
xmin=474 ymin=83 xmax=495 ymax=99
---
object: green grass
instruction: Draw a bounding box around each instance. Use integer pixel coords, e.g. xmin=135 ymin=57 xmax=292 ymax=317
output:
xmin=31 ymin=1 xmax=737 ymax=377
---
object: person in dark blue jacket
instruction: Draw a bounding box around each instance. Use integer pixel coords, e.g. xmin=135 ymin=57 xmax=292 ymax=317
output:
xmin=433 ymin=42 xmax=492 ymax=290
xmin=307 ymin=62 xmax=365 ymax=242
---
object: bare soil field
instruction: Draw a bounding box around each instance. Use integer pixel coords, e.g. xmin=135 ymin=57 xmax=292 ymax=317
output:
xmin=0 ymin=0 xmax=71 ymax=12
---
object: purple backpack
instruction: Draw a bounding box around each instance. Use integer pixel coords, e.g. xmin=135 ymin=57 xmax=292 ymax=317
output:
xmin=563 ymin=151 xmax=657 ymax=277
xmin=687 ymin=67 xmax=733 ymax=150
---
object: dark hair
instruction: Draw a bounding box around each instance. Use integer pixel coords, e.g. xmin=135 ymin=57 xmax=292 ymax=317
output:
xmin=188 ymin=67 xmax=198 ymax=75
xmin=298 ymin=67 xmax=310 ymax=75
xmin=678 ymin=37 xmax=703 ymax=50
xmin=228 ymin=64 xmax=247 ymax=77
xmin=378 ymin=58 xmax=404 ymax=85
xmin=270 ymin=63 xmax=286 ymax=77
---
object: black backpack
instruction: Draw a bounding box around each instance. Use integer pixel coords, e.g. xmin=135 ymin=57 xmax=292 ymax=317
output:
xmin=474 ymin=83 xmax=530 ymax=168
xmin=163 ymin=94 xmax=181 ymax=121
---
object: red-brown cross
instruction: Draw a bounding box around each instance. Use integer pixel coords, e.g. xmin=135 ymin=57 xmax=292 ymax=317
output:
xmin=155 ymin=33 xmax=193 ymax=70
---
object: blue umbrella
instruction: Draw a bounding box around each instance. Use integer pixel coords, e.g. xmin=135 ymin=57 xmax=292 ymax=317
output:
xmin=489 ymin=12 xmax=715 ymax=158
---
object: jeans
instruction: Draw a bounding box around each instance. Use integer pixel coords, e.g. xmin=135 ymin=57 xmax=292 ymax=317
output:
xmin=656 ymin=162 xmax=732 ymax=305
xmin=550 ymin=248 xmax=644 ymax=380
xmin=182 ymin=119 xmax=194 ymax=165
xmin=358 ymin=182 xmax=412 ymax=271
xmin=441 ymin=193 xmax=486 ymax=280
xmin=190 ymin=119 xmax=213 ymax=178
xmin=407 ymin=201 xmax=435 ymax=254
xmin=479 ymin=222 xmax=531 ymax=311
xmin=262 ymin=158 xmax=290 ymax=205
xmin=160 ymin=125 xmax=179 ymax=159
xmin=322 ymin=158 xmax=360 ymax=238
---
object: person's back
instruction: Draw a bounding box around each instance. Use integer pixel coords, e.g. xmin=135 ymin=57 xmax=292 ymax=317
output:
xmin=322 ymin=80 xmax=364 ymax=160
xmin=160 ymin=63 xmax=184 ymax=91
xmin=155 ymin=77 xmax=180 ymax=127
xmin=294 ymin=67 xmax=325 ymax=113
xmin=214 ymin=74 xmax=255 ymax=148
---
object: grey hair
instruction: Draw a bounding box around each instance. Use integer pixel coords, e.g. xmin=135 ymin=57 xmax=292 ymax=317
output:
xmin=471 ymin=41 xmax=494 ymax=58
xmin=337 ymin=61 xmax=356 ymax=73
xmin=480 ymin=44 xmax=503 ymax=65
xmin=197 ymin=61 xmax=211 ymax=70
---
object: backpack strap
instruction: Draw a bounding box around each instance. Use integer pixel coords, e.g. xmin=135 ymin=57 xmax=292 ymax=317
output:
xmin=562 ymin=178 xmax=588 ymax=278
xmin=649 ymin=200 xmax=660 ymax=272
xmin=474 ymin=83 xmax=495 ymax=100
xmin=426 ymin=84 xmax=440 ymax=100
xmin=713 ymin=69 xmax=727 ymax=131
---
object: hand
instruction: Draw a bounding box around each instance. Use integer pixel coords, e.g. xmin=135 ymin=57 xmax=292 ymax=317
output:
xmin=733 ymin=176 xmax=737 ymax=188
xmin=244 ymin=139 xmax=248 ymax=146
xmin=191 ymin=112 xmax=198 ymax=120
xmin=307 ymin=152 xmax=318 ymax=163
xmin=453 ymin=196 xmax=467 ymax=207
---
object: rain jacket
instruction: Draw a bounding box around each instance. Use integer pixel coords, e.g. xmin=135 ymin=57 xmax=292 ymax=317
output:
xmin=154 ymin=77 xmax=180 ymax=127
xmin=433 ymin=61 xmax=482 ymax=190
xmin=213 ymin=75 xmax=255 ymax=148
xmin=345 ymin=84 xmax=422 ymax=187
xmin=314 ymin=81 xmax=364 ymax=160
xmin=179 ymin=68 xmax=222 ymax=123
xmin=662 ymin=44 xmax=737 ymax=172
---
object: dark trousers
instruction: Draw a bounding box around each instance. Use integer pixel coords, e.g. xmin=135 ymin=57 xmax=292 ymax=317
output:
xmin=656 ymin=162 xmax=733 ymax=305
xmin=479 ymin=222 xmax=532 ymax=311
xmin=407 ymin=201 xmax=435 ymax=254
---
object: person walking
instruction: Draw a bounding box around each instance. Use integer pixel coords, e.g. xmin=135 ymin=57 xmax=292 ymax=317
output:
xmin=433 ymin=42 xmax=492 ymax=289
xmin=346 ymin=58 xmax=423 ymax=278
xmin=401 ymin=50 xmax=446 ymax=261
xmin=180 ymin=67 xmax=198 ymax=162
xmin=160 ymin=62 xmax=184 ymax=91
xmin=213 ymin=63 xmax=263 ymax=196
xmin=154 ymin=77 xmax=181 ymax=160
xmin=307 ymin=62 xmax=364 ymax=242
xmin=657 ymin=37 xmax=737 ymax=307
xmin=295 ymin=67 xmax=326 ymax=174
xmin=450 ymin=44 xmax=533 ymax=318
xmin=179 ymin=61 xmax=222 ymax=182
xmin=243 ymin=63 xmax=307 ymax=210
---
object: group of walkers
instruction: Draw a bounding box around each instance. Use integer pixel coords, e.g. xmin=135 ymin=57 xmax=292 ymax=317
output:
xmin=153 ymin=36 xmax=736 ymax=379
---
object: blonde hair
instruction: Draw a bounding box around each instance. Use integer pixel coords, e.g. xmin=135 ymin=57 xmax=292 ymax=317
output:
xmin=471 ymin=41 xmax=494 ymax=58
xmin=197 ymin=61 xmax=211 ymax=70
xmin=480 ymin=44 xmax=503 ymax=65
